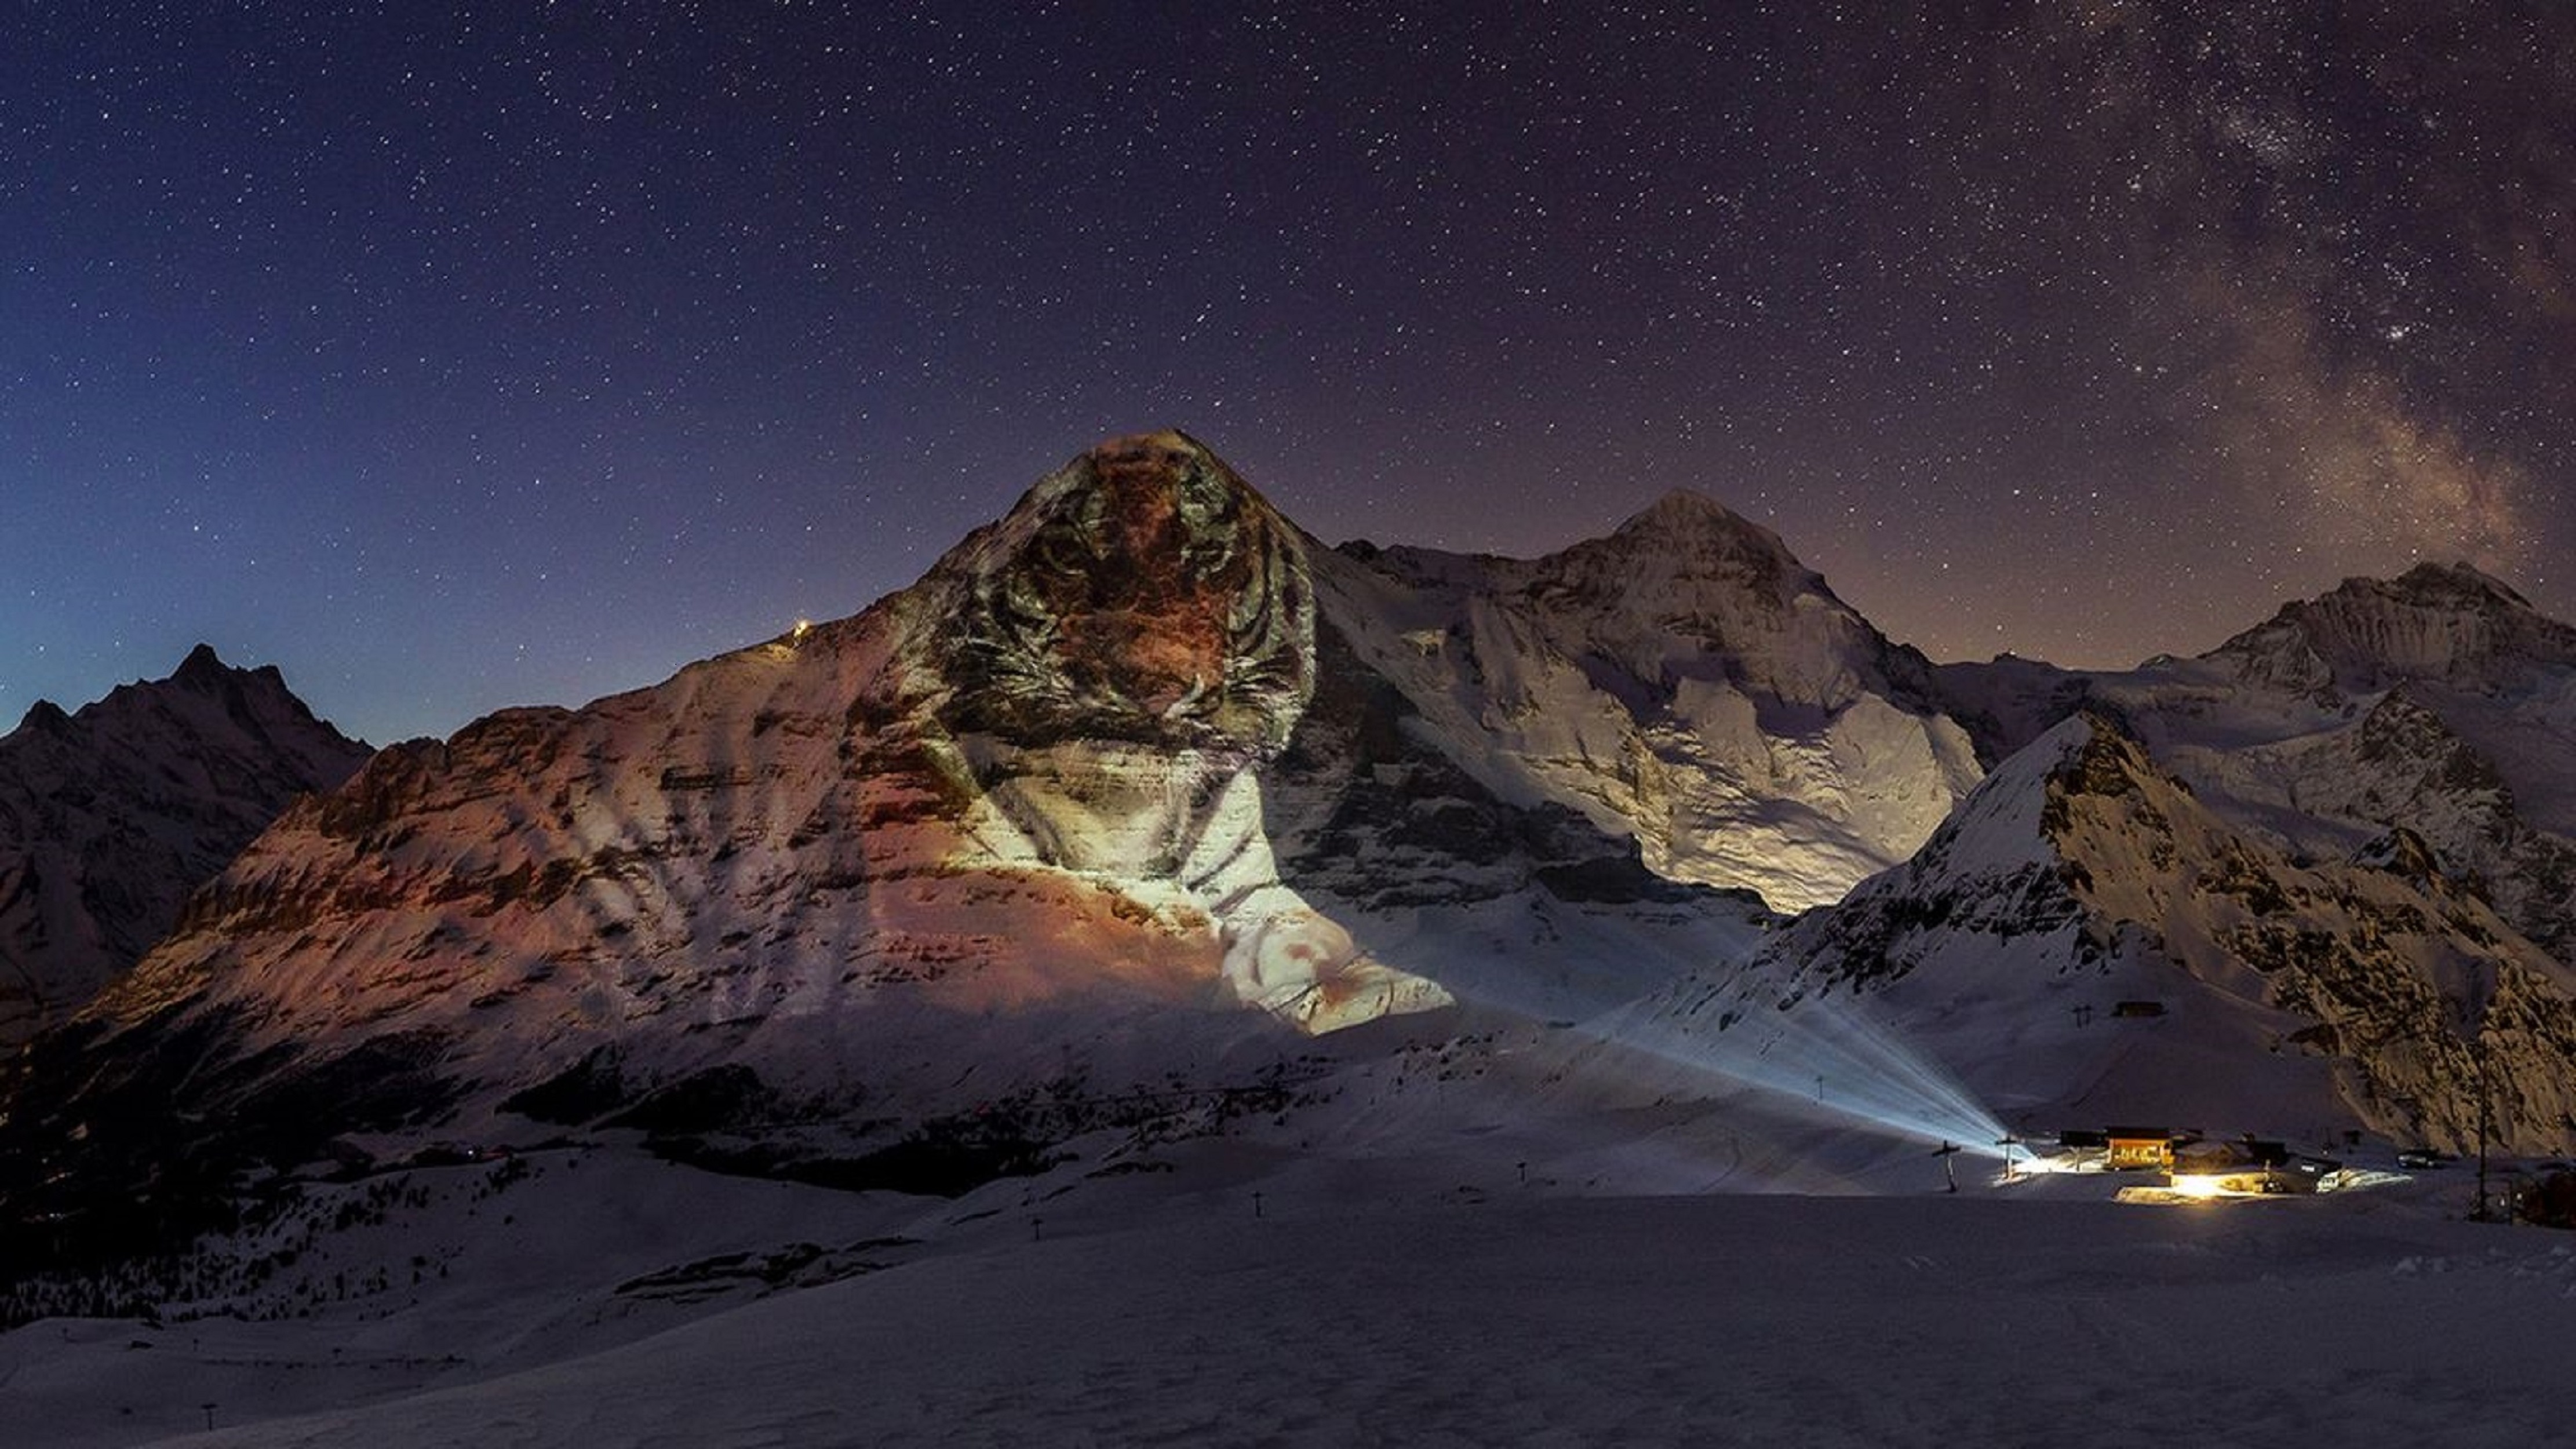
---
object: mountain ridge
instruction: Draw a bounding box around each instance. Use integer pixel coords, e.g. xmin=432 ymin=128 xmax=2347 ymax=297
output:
xmin=0 ymin=646 xmax=370 ymax=1047
xmin=15 ymin=434 xmax=2576 ymax=1280
xmin=1648 ymin=709 xmax=2576 ymax=1153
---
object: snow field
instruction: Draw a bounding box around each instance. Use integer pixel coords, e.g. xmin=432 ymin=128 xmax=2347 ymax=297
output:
xmin=10 ymin=1142 xmax=2575 ymax=1448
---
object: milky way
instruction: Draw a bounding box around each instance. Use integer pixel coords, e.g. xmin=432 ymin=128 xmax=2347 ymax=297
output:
xmin=3 ymin=2 xmax=2568 ymax=741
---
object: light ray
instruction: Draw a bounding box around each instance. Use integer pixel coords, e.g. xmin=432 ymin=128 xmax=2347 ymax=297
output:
xmin=1577 ymin=983 xmax=2014 ymax=1162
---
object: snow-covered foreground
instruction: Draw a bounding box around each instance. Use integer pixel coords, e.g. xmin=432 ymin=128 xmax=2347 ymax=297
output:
xmin=9 ymin=1148 xmax=2575 ymax=1448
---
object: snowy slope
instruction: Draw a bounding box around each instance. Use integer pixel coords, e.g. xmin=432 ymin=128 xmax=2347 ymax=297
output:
xmin=0 ymin=646 xmax=369 ymax=1045
xmin=165 ymin=1198 xmax=2576 ymax=1449
xmin=8 ymin=1139 xmax=2576 ymax=1449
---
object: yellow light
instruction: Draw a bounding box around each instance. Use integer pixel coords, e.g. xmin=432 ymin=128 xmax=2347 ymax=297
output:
xmin=790 ymin=619 xmax=814 ymax=643
xmin=2169 ymin=1174 xmax=2227 ymax=1199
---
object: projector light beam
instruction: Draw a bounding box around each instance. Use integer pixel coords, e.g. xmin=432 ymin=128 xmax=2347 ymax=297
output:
xmin=1582 ymin=985 xmax=2017 ymax=1163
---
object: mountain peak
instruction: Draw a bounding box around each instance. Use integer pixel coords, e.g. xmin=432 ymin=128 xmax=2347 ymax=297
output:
xmin=1610 ymin=489 xmax=1791 ymax=554
xmin=2213 ymin=560 xmax=2576 ymax=694
xmin=2377 ymin=560 xmax=2532 ymax=611
xmin=1622 ymin=487 xmax=1741 ymax=526
xmin=173 ymin=641 xmax=231 ymax=689
xmin=0 ymin=653 xmax=371 ymax=1047
xmin=1082 ymin=427 xmax=1209 ymax=468
xmin=1007 ymin=429 xmax=1276 ymax=541
xmin=2295 ymin=560 xmax=2545 ymax=632
xmin=923 ymin=430 xmax=1314 ymax=752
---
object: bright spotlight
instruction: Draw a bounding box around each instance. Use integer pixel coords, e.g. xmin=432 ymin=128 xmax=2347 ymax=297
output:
xmin=1593 ymin=982 xmax=2016 ymax=1163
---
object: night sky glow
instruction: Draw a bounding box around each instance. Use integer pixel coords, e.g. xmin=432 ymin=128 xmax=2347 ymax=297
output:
xmin=6 ymin=3 xmax=2571 ymax=743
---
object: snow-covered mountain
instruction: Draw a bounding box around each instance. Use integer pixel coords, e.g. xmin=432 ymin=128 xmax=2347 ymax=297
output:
xmin=1933 ymin=560 xmax=2576 ymax=1011
xmin=19 ymin=434 xmax=2576 ymax=1299
xmin=1630 ymin=566 xmax=2576 ymax=1161
xmin=1652 ymin=708 xmax=2576 ymax=1154
xmin=0 ymin=435 xmax=1797 ymax=1250
xmin=0 ymin=647 xmax=369 ymax=1046
xmin=1320 ymin=491 xmax=1981 ymax=912
xmin=2214 ymin=562 xmax=2576 ymax=701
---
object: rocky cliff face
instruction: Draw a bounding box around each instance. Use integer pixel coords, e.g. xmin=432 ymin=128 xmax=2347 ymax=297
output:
xmin=1320 ymin=491 xmax=1983 ymax=912
xmin=0 ymin=646 xmax=369 ymax=1046
xmin=2227 ymin=690 xmax=2576 ymax=957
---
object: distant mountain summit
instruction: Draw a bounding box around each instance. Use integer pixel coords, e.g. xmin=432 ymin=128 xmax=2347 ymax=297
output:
xmin=1329 ymin=486 xmax=1980 ymax=911
xmin=1939 ymin=556 xmax=2576 ymax=941
xmin=0 ymin=646 xmax=369 ymax=1044
xmin=2214 ymin=562 xmax=2576 ymax=697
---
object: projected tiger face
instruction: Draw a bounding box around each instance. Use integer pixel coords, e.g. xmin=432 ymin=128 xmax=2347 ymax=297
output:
xmin=934 ymin=432 xmax=1314 ymax=758
xmin=891 ymin=434 xmax=1449 ymax=1033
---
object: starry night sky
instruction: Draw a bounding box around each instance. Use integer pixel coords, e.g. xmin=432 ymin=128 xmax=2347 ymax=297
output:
xmin=6 ymin=2 xmax=2571 ymax=744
